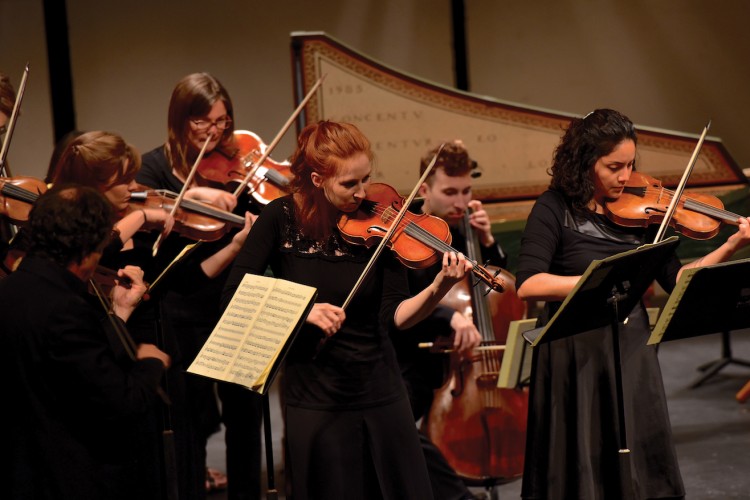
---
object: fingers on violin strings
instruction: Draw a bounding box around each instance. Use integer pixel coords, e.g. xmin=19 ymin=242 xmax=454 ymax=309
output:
xmin=443 ymin=251 xmax=458 ymax=267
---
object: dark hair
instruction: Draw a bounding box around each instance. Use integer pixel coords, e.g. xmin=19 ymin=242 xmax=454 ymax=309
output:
xmin=27 ymin=185 xmax=115 ymax=267
xmin=49 ymin=131 xmax=140 ymax=192
xmin=550 ymin=108 xmax=637 ymax=211
xmin=166 ymin=72 xmax=235 ymax=179
xmin=289 ymin=121 xmax=373 ymax=239
xmin=419 ymin=140 xmax=475 ymax=183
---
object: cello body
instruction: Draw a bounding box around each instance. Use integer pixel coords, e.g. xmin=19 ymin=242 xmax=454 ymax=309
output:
xmin=424 ymin=217 xmax=529 ymax=482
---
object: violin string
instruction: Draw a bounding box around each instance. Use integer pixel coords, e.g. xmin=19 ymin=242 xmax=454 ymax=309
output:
xmin=359 ymin=200 xmax=505 ymax=291
xmin=374 ymin=202 xmax=478 ymax=263
xmin=159 ymin=191 xmax=244 ymax=225
xmin=3 ymin=183 xmax=40 ymax=204
xmin=632 ymin=186 xmax=741 ymax=222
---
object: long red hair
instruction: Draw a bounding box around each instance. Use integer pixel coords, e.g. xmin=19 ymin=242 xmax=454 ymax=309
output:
xmin=290 ymin=121 xmax=373 ymax=239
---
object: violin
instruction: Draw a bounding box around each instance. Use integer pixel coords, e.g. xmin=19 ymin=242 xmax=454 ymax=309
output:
xmin=0 ymin=176 xmax=48 ymax=223
xmin=195 ymin=77 xmax=326 ymax=207
xmin=337 ymin=183 xmax=507 ymax=292
xmin=197 ymin=130 xmax=292 ymax=205
xmin=605 ymin=171 xmax=744 ymax=240
xmin=128 ymin=189 xmax=246 ymax=242
xmin=89 ymin=265 xmax=140 ymax=299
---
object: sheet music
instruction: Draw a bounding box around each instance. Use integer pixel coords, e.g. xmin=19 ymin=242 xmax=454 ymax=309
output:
xmin=188 ymin=274 xmax=316 ymax=392
xmin=647 ymin=267 xmax=699 ymax=344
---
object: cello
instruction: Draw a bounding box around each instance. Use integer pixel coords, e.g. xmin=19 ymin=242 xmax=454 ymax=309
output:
xmin=424 ymin=210 xmax=529 ymax=483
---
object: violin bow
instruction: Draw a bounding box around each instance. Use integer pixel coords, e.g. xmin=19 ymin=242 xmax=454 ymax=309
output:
xmin=151 ymin=133 xmax=213 ymax=256
xmin=232 ymin=74 xmax=327 ymax=198
xmin=418 ymin=341 xmax=506 ymax=353
xmin=653 ymin=121 xmax=711 ymax=244
xmin=0 ymin=63 xmax=29 ymax=178
xmin=341 ymin=143 xmax=447 ymax=310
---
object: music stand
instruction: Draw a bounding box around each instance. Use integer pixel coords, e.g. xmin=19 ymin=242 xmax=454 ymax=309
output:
xmin=497 ymin=318 xmax=536 ymax=389
xmin=647 ymin=257 xmax=750 ymax=388
xmin=522 ymin=236 xmax=680 ymax=500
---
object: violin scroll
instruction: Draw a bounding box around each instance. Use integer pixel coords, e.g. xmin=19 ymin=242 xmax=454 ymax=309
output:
xmin=470 ymin=264 xmax=506 ymax=293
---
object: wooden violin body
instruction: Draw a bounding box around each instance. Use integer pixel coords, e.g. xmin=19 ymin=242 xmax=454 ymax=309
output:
xmin=338 ymin=183 xmax=506 ymax=292
xmin=424 ymin=214 xmax=528 ymax=482
xmin=0 ymin=176 xmax=47 ymax=224
xmin=128 ymin=189 xmax=245 ymax=242
xmin=197 ymin=130 xmax=292 ymax=205
xmin=606 ymin=171 xmax=741 ymax=240
xmin=338 ymin=183 xmax=452 ymax=268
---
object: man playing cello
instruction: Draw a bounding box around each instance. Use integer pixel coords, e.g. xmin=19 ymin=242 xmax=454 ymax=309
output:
xmin=394 ymin=140 xmax=509 ymax=500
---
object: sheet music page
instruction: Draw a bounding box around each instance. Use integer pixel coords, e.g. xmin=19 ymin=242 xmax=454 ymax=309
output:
xmin=648 ymin=267 xmax=699 ymax=345
xmin=188 ymin=273 xmax=316 ymax=392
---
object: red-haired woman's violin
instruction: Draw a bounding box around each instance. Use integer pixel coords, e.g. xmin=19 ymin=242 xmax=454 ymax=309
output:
xmin=337 ymin=183 xmax=507 ymax=292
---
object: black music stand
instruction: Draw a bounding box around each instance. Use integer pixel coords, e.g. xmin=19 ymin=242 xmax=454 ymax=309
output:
xmin=523 ymin=236 xmax=680 ymax=500
xmin=647 ymin=257 xmax=750 ymax=388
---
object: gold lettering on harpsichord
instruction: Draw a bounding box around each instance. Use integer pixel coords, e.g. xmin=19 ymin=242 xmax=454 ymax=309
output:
xmin=339 ymin=110 xmax=425 ymax=123
xmin=476 ymin=134 xmax=499 ymax=144
xmin=372 ymin=137 xmax=435 ymax=152
xmin=327 ymin=83 xmax=364 ymax=96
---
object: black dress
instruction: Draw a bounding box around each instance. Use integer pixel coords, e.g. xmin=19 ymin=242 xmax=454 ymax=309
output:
xmin=516 ymin=190 xmax=685 ymax=500
xmin=138 ymin=145 xmax=263 ymax=500
xmin=223 ymin=196 xmax=433 ymax=499
xmin=135 ymin=146 xmax=241 ymax=499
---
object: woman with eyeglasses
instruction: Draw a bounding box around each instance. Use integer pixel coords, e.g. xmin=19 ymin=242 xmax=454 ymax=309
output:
xmin=138 ymin=72 xmax=260 ymax=500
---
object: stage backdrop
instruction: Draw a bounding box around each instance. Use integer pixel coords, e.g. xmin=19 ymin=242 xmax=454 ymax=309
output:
xmin=291 ymin=32 xmax=746 ymax=207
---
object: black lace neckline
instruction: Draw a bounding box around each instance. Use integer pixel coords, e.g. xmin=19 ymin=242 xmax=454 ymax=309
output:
xmin=278 ymin=197 xmax=363 ymax=260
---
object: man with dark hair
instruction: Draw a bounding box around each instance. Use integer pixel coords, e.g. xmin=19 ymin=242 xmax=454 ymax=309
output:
xmin=0 ymin=185 xmax=170 ymax=499
xmin=395 ymin=140 xmax=509 ymax=500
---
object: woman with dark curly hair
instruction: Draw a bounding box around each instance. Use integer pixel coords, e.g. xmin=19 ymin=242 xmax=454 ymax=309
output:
xmin=516 ymin=108 xmax=750 ymax=499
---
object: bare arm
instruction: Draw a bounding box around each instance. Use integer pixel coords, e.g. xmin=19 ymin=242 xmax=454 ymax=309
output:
xmin=393 ymin=252 xmax=472 ymax=330
xmin=114 ymin=209 xmax=174 ymax=244
xmin=678 ymin=216 xmax=750 ymax=279
xmin=516 ymin=272 xmax=581 ymax=302
xmin=199 ymin=212 xmax=256 ymax=279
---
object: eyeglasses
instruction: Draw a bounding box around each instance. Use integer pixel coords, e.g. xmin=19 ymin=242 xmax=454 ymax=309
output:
xmin=190 ymin=116 xmax=232 ymax=133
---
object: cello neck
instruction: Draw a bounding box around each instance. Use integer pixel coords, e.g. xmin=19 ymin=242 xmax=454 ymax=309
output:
xmin=461 ymin=210 xmax=495 ymax=340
